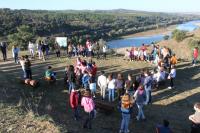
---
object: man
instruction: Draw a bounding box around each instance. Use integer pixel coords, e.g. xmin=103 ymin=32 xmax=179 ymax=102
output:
xmin=0 ymin=42 xmax=7 ymax=61
xmin=97 ymin=71 xmax=107 ymax=100
xmin=102 ymin=45 xmax=107 ymax=60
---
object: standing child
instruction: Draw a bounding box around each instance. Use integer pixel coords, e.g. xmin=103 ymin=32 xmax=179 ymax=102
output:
xmin=89 ymin=73 xmax=97 ymax=98
xmin=192 ymin=47 xmax=199 ymax=66
xmin=24 ymin=55 xmax=32 ymax=79
xmin=68 ymin=65 xmax=76 ymax=93
xmin=81 ymin=89 xmax=95 ymax=129
xmin=19 ymin=56 xmax=26 ymax=78
xmin=107 ymin=73 xmax=116 ymax=102
xmin=82 ymin=71 xmax=90 ymax=89
xmin=168 ymin=65 xmax=176 ymax=89
xmin=70 ymin=88 xmax=80 ymax=121
xmin=119 ymin=93 xmax=134 ymax=133
xmin=134 ymin=85 xmax=146 ymax=121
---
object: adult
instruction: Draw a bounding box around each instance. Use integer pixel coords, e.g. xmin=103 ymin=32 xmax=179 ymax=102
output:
xmin=96 ymin=42 xmax=100 ymax=59
xmin=41 ymin=41 xmax=46 ymax=61
xmin=0 ymin=42 xmax=7 ymax=61
xmin=97 ymin=71 xmax=107 ymax=100
xmin=102 ymin=44 xmax=107 ymax=60
xmin=28 ymin=41 xmax=35 ymax=58
xmin=37 ymin=41 xmax=42 ymax=60
xmin=44 ymin=41 xmax=49 ymax=58
xmin=192 ymin=47 xmax=198 ymax=66
xmin=68 ymin=65 xmax=76 ymax=93
xmin=143 ymin=70 xmax=153 ymax=105
xmin=54 ymin=42 xmax=61 ymax=58
xmin=168 ymin=65 xmax=176 ymax=89
xmin=12 ymin=45 xmax=20 ymax=64
xmin=189 ymin=103 xmax=200 ymax=133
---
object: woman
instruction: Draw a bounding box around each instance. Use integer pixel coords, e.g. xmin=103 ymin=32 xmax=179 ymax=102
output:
xmin=116 ymin=73 xmax=125 ymax=101
xmin=107 ymin=73 xmax=116 ymax=102
xmin=81 ymin=89 xmax=95 ymax=129
xmin=119 ymin=93 xmax=134 ymax=133
xmin=125 ymin=74 xmax=134 ymax=96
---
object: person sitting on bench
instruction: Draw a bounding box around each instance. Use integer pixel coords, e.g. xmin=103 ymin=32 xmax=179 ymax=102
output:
xmin=45 ymin=66 xmax=56 ymax=81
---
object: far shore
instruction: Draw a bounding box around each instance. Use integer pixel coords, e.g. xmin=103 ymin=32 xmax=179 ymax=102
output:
xmin=121 ymin=25 xmax=176 ymax=39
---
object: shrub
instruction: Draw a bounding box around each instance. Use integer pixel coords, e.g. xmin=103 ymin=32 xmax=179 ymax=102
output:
xmin=172 ymin=29 xmax=187 ymax=42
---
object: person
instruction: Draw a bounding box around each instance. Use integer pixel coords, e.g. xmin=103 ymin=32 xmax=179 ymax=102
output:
xmin=96 ymin=42 xmax=100 ymax=59
xmin=41 ymin=41 xmax=46 ymax=61
xmin=102 ymin=44 xmax=107 ymax=60
xmin=89 ymin=73 xmax=96 ymax=98
xmin=116 ymin=73 xmax=124 ymax=101
xmin=28 ymin=41 xmax=35 ymax=58
xmin=170 ymin=54 xmax=177 ymax=66
xmin=156 ymin=120 xmax=173 ymax=133
xmin=19 ymin=56 xmax=26 ymax=78
xmin=45 ymin=66 xmax=56 ymax=81
xmin=97 ymin=71 xmax=107 ymax=100
xmin=0 ymin=42 xmax=7 ymax=61
xmin=24 ymin=55 xmax=32 ymax=79
xmin=189 ymin=103 xmax=200 ymax=133
xmin=168 ymin=65 xmax=176 ymax=89
xmin=68 ymin=65 xmax=76 ymax=93
xmin=81 ymin=89 xmax=95 ymax=129
xmin=82 ymin=71 xmax=90 ymax=89
xmin=37 ymin=41 xmax=43 ymax=60
xmin=70 ymin=88 xmax=80 ymax=121
xmin=119 ymin=93 xmax=134 ymax=133
xmin=192 ymin=47 xmax=198 ymax=66
xmin=107 ymin=73 xmax=116 ymax=102
xmin=12 ymin=45 xmax=20 ymax=64
xmin=125 ymin=74 xmax=134 ymax=96
xmin=54 ymin=42 xmax=61 ymax=58
xmin=143 ymin=70 xmax=153 ymax=105
xmin=44 ymin=41 xmax=49 ymax=58
xmin=134 ymin=85 xmax=146 ymax=121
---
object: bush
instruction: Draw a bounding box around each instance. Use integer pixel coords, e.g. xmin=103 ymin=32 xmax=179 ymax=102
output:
xmin=172 ymin=29 xmax=187 ymax=42
xmin=163 ymin=35 xmax=170 ymax=40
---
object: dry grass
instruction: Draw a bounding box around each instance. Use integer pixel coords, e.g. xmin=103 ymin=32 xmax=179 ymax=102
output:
xmin=0 ymin=50 xmax=200 ymax=133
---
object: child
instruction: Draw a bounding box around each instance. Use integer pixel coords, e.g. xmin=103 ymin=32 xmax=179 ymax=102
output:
xmin=19 ymin=56 xmax=26 ymax=78
xmin=97 ymin=71 xmax=107 ymax=100
xmin=89 ymin=73 xmax=96 ymax=98
xmin=116 ymin=73 xmax=124 ymax=101
xmin=24 ymin=55 xmax=32 ymax=79
xmin=70 ymin=88 xmax=80 ymax=121
xmin=168 ymin=65 xmax=176 ymax=89
xmin=68 ymin=65 xmax=76 ymax=93
xmin=192 ymin=47 xmax=198 ymax=66
xmin=156 ymin=120 xmax=173 ymax=133
xmin=189 ymin=103 xmax=200 ymax=133
xmin=82 ymin=71 xmax=90 ymax=89
xmin=45 ymin=66 xmax=56 ymax=81
xmin=81 ymin=89 xmax=95 ymax=129
xmin=134 ymin=85 xmax=146 ymax=121
xmin=119 ymin=93 xmax=134 ymax=133
xmin=107 ymin=73 xmax=116 ymax=102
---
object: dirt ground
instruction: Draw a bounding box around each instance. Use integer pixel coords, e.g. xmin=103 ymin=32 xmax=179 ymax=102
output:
xmin=0 ymin=51 xmax=200 ymax=133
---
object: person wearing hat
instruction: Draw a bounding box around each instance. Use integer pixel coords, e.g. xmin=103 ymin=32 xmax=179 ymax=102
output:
xmin=189 ymin=103 xmax=200 ymax=133
xmin=81 ymin=89 xmax=95 ymax=129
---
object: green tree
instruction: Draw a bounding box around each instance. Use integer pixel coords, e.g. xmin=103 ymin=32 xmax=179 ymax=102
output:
xmin=8 ymin=25 xmax=34 ymax=49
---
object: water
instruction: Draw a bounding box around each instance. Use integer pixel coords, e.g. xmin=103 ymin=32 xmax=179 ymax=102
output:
xmin=107 ymin=20 xmax=200 ymax=49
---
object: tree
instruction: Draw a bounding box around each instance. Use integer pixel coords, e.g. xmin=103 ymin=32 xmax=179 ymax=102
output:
xmin=8 ymin=25 xmax=34 ymax=49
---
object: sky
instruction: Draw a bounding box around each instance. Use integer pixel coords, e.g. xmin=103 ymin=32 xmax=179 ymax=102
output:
xmin=0 ymin=0 xmax=200 ymax=13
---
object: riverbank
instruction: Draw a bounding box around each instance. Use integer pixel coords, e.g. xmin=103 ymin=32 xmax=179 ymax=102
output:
xmin=122 ymin=25 xmax=176 ymax=39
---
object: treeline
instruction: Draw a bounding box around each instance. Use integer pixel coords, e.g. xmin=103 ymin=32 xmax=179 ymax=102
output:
xmin=0 ymin=8 xmax=200 ymax=48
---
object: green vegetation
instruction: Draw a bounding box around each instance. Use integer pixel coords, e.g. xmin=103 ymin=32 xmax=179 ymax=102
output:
xmin=172 ymin=29 xmax=187 ymax=42
xmin=163 ymin=35 xmax=170 ymax=40
xmin=1 ymin=8 xmax=200 ymax=49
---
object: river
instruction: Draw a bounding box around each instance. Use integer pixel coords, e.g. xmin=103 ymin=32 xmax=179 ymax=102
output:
xmin=107 ymin=20 xmax=200 ymax=49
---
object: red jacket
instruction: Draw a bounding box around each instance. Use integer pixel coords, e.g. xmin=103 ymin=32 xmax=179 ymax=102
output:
xmin=70 ymin=91 xmax=79 ymax=109
xmin=91 ymin=65 xmax=97 ymax=76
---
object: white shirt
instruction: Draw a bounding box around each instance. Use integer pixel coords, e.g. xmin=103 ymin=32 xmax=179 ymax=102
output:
xmin=103 ymin=46 xmax=107 ymax=53
xmin=107 ymin=79 xmax=116 ymax=89
xmin=28 ymin=43 xmax=35 ymax=49
xmin=134 ymin=50 xmax=138 ymax=56
xmin=97 ymin=75 xmax=107 ymax=87
xmin=170 ymin=69 xmax=176 ymax=78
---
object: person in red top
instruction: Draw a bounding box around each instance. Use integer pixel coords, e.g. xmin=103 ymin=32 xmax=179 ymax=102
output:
xmin=140 ymin=44 xmax=147 ymax=52
xmin=91 ymin=61 xmax=97 ymax=76
xmin=192 ymin=47 xmax=199 ymax=66
xmin=70 ymin=88 xmax=80 ymax=120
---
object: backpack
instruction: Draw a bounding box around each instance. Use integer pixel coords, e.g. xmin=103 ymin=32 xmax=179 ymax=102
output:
xmin=82 ymin=97 xmax=94 ymax=113
xmin=120 ymin=94 xmax=133 ymax=113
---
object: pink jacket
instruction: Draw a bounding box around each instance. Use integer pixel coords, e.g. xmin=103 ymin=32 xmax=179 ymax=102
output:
xmin=81 ymin=96 xmax=95 ymax=113
xmin=193 ymin=48 xmax=199 ymax=59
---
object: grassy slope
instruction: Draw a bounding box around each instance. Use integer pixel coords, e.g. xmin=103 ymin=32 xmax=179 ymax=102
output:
xmin=0 ymin=51 xmax=200 ymax=133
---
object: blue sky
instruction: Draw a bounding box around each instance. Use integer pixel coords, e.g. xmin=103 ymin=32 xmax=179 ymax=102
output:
xmin=0 ymin=0 xmax=200 ymax=12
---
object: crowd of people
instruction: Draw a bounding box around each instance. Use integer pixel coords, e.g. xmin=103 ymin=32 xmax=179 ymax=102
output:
xmin=0 ymin=39 xmax=200 ymax=133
